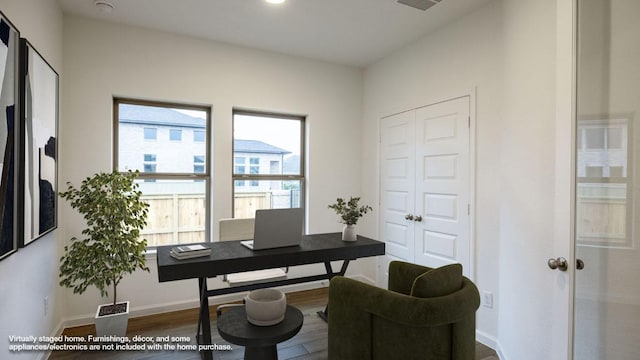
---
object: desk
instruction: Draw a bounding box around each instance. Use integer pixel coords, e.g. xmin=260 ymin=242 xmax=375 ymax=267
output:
xmin=156 ymin=232 xmax=384 ymax=360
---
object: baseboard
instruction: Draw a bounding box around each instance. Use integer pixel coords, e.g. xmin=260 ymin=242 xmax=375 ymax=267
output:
xmin=59 ymin=280 xmax=329 ymax=330
xmin=476 ymin=330 xmax=507 ymax=360
xmin=476 ymin=330 xmax=498 ymax=350
xmin=350 ymin=273 xmax=376 ymax=285
xmin=37 ymin=319 xmax=66 ymax=360
xmin=495 ymin=341 xmax=508 ymax=360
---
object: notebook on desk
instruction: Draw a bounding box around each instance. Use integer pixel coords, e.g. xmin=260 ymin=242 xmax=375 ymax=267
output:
xmin=241 ymin=208 xmax=304 ymax=250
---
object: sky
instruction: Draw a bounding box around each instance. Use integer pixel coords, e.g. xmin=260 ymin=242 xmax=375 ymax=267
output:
xmin=177 ymin=109 xmax=301 ymax=155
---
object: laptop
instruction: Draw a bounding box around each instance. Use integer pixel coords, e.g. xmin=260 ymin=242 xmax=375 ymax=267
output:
xmin=241 ymin=208 xmax=304 ymax=250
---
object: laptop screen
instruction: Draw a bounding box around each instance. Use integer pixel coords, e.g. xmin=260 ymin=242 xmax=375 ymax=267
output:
xmin=250 ymin=208 xmax=304 ymax=250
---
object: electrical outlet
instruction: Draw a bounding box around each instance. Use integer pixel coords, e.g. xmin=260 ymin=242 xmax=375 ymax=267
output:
xmin=481 ymin=291 xmax=493 ymax=308
xmin=44 ymin=296 xmax=49 ymax=316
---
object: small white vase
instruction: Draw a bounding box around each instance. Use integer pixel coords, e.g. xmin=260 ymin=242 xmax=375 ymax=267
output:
xmin=342 ymin=224 xmax=357 ymax=242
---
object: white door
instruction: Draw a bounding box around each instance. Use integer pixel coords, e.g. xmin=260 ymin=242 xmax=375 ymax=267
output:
xmin=379 ymin=96 xmax=471 ymax=286
xmin=379 ymin=110 xmax=416 ymax=286
xmin=414 ymin=97 xmax=471 ymax=276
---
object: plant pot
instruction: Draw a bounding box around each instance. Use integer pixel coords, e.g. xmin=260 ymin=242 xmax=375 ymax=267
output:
xmin=95 ymin=301 xmax=130 ymax=337
xmin=245 ymin=288 xmax=287 ymax=326
xmin=342 ymin=225 xmax=357 ymax=242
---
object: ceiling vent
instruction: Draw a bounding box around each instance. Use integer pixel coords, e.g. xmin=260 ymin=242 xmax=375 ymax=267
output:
xmin=396 ymin=0 xmax=441 ymax=11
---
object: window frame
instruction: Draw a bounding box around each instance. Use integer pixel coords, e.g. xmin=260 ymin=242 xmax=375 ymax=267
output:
xmin=113 ymin=98 xmax=212 ymax=247
xmin=232 ymin=109 xmax=306 ymax=218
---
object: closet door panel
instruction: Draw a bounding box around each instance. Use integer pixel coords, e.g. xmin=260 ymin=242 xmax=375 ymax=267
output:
xmin=414 ymin=97 xmax=471 ymax=275
xmin=380 ymin=110 xmax=416 ymax=264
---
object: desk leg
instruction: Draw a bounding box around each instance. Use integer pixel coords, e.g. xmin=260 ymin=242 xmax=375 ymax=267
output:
xmin=317 ymin=260 xmax=351 ymax=322
xmin=197 ymin=278 xmax=213 ymax=360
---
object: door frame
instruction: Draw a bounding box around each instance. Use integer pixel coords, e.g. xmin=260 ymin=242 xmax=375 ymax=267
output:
xmin=553 ymin=0 xmax=577 ymax=358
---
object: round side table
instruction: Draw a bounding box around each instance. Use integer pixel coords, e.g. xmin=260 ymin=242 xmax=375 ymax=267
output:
xmin=217 ymin=305 xmax=304 ymax=360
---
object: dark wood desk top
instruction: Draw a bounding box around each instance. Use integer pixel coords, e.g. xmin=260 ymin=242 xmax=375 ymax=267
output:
xmin=156 ymin=233 xmax=385 ymax=282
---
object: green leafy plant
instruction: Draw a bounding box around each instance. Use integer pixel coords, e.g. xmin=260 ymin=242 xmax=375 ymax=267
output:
xmin=328 ymin=197 xmax=373 ymax=226
xmin=59 ymin=170 xmax=149 ymax=307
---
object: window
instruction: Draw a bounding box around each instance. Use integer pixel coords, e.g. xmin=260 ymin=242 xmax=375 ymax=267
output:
xmin=250 ymin=158 xmax=260 ymax=174
xmin=576 ymin=118 xmax=631 ymax=248
xmin=194 ymin=155 xmax=205 ymax=174
xmin=585 ymin=166 xmax=603 ymax=178
xmin=170 ymin=129 xmax=182 ymax=141
xmin=581 ymin=125 xmax=625 ymax=150
xmin=232 ymin=110 xmax=305 ymax=218
xmin=234 ymin=156 xmax=246 ymax=187
xmin=194 ymin=130 xmax=205 ymax=142
xmin=144 ymin=127 xmax=157 ymax=140
xmin=115 ymin=98 xmax=211 ymax=247
xmin=143 ymin=154 xmax=157 ymax=174
xmin=585 ymin=128 xmax=605 ymax=149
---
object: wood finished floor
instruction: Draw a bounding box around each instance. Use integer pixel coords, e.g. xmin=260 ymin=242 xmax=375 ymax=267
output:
xmin=49 ymin=288 xmax=498 ymax=360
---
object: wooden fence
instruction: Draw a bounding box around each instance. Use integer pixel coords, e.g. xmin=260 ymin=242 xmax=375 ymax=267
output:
xmin=141 ymin=190 xmax=299 ymax=247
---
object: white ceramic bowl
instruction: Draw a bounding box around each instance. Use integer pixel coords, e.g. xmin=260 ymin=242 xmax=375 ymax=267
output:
xmin=245 ymin=288 xmax=287 ymax=326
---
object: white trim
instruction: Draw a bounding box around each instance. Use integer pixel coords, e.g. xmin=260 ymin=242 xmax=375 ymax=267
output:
xmin=37 ymin=320 xmax=66 ymax=360
xmin=495 ymin=341 xmax=508 ymax=360
xmin=475 ymin=330 xmax=497 ymax=350
xmin=468 ymin=87 xmax=477 ymax=282
xmin=477 ymin=331 xmax=506 ymax=360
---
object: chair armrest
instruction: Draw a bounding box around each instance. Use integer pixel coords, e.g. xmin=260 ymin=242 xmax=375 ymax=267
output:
xmin=329 ymin=276 xmax=479 ymax=327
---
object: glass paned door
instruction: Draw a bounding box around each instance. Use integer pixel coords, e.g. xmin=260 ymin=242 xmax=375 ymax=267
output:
xmin=574 ymin=1 xmax=640 ymax=359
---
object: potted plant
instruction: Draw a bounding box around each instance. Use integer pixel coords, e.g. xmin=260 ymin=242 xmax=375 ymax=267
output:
xmin=328 ymin=197 xmax=372 ymax=241
xmin=59 ymin=170 xmax=149 ymax=336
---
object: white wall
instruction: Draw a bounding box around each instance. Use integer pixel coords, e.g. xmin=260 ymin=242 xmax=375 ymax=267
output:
xmin=0 ymin=1 xmax=63 ymax=359
xmin=361 ymin=0 xmax=503 ymax=346
xmin=60 ymin=15 xmax=364 ymax=321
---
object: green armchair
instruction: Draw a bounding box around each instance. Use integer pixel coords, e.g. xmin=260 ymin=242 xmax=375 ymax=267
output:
xmin=328 ymin=261 xmax=480 ymax=360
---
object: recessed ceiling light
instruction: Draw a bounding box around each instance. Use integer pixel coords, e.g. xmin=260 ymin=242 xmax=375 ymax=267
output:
xmin=265 ymin=0 xmax=286 ymax=4
xmin=94 ymin=1 xmax=114 ymax=13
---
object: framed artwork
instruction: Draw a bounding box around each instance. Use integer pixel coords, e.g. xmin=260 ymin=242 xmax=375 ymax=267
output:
xmin=0 ymin=12 xmax=20 ymax=260
xmin=18 ymin=39 xmax=58 ymax=246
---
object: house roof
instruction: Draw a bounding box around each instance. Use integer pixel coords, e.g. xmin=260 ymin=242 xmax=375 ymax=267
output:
xmin=234 ymin=139 xmax=291 ymax=155
xmin=119 ymin=103 xmax=206 ymax=129
xmin=119 ymin=103 xmax=290 ymax=155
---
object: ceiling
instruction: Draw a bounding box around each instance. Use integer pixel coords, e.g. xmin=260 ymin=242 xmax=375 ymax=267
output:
xmin=57 ymin=0 xmax=493 ymax=67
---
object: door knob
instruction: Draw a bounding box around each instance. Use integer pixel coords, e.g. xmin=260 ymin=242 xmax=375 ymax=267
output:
xmin=414 ymin=215 xmax=423 ymax=222
xmin=576 ymin=259 xmax=585 ymax=270
xmin=405 ymin=214 xmax=414 ymax=220
xmin=547 ymin=257 xmax=568 ymax=271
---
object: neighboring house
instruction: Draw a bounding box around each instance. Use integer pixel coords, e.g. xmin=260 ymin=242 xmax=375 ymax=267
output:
xmin=118 ymin=104 xmax=207 ymax=175
xmin=119 ymin=105 xmax=295 ymax=186
xmin=234 ymin=139 xmax=291 ymax=191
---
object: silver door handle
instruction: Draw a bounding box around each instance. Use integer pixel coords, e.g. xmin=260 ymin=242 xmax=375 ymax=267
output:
xmin=547 ymin=257 xmax=568 ymax=271
xmin=414 ymin=215 xmax=422 ymax=222
xmin=576 ymin=259 xmax=585 ymax=270
xmin=405 ymin=214 xmax=414 ymax=220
